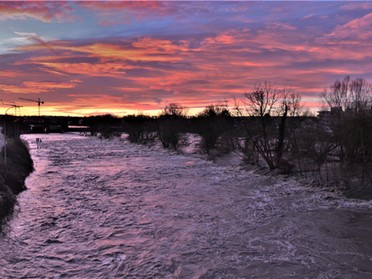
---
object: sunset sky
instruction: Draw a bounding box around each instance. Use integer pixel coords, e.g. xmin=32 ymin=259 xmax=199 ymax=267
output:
xmin=0 ymin=1 xmax=371 ymax=116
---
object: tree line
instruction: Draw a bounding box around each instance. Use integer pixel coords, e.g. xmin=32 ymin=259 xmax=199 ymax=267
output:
xmin=106 ymin=76 xmax=370 ymax=199
xmin=3 ymin=76 xmax=368 ymax=199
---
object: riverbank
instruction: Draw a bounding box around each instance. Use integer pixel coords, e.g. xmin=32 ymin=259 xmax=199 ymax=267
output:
xmin=0 ymin=138 xmax=34 ymax=224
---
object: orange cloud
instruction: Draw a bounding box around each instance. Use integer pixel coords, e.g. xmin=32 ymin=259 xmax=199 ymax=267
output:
xmin=19 ymin=41 xmax=185 ymax=62
xmin=0 ymin=80 xmax=81 ymax=94
xmin=61 ymin=93 xmax=157 ymax=115
xmin=88 ymin=40 xmax=187 ymax=62
xmin=0 ymin=71 xmax=22 ymax=78
xmin=35 ymin=61 xmax=133 ymax=77
xmin=202 ymin=33 xmax=238 ymax=45
xmin=133 ymin=37 xmax=189 ymax=53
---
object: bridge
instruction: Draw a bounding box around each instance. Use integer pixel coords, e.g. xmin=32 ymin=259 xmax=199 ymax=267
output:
xmin=0 ymin=115 xmax=92 ymax=137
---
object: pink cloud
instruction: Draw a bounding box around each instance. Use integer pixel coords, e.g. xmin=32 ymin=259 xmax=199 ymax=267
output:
xmin=78 ymin=1 xmax=176 ymax=24
xmin=320 ymin=12 xmax=372 ymax=43
xmin=341 ymin=3 xmax=372 ymax=11
xmin=0 ymin=2 xmax=73 ymax=22
xmin=79 ymin=1 xmax=165 ymax=11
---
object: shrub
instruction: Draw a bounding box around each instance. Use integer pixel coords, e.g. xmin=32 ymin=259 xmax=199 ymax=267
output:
xmin=157 ymin=103 xmax=188 ymax=150
xmin=195 ymin=104 xmax=233 ymax=154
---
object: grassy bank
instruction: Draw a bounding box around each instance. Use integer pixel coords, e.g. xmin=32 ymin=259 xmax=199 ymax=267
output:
xmin=0 ymin=138 xmax=34 ymax=224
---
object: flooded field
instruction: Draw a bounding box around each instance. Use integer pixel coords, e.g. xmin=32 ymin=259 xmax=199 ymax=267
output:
xmin=0 ymin=134 xmax=371 ymax=278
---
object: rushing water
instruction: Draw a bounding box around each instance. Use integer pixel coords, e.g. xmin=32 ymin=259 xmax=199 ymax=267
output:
xmin=1 ymin=134 xmax=372 ymax=278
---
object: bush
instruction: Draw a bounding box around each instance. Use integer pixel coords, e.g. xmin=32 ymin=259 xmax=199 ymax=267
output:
xmin=195 ymin=104 xmax=233 ymax=154
xmin=123 ymin=115 xmax=156 ymax=144
xmin=0 ymin=138 xmax=33 ymax=225
xmin=0 ymin=138 xmax=34 ymax=194
xmin=157 ymin=115 xmax=186 ymax=150
xmin=157 ymin=103 xmax=188 ymax=150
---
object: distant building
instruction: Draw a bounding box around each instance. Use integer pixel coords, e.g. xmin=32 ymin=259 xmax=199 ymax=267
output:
xmin=317 ymin=107 xmax=342 ymax=133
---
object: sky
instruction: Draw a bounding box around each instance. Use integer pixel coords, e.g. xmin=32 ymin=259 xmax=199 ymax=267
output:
xmin=0 ymin=1 xmax=371 ymax=116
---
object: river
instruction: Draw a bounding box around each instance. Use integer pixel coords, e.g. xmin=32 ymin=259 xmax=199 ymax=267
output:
xmin=0 ymin=134 xmax=371 ymax=278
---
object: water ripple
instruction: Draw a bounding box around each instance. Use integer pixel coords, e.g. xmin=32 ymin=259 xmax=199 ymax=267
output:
xmin=0 ymin=134 xmax=371 ymax=278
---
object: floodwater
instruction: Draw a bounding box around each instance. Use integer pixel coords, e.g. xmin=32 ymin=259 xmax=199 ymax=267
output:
xmin=0 ymin=134 xmax=371 ymax=278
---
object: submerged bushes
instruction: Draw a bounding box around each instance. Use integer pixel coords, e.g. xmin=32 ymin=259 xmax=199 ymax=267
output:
xmin=103 ymin=77 xmax=372 ymax=199
xmin=194 ymin=104 xmax=233 ymax=154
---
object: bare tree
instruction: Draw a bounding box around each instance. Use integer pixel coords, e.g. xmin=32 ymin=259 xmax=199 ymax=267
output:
xmin=243 ymin=81 xmax=279 ymax=118
xmin=162 ymin=103 xmax=188 ymax=117
xmin=320 ymin=76 xmax=372 ymax=198
xmin=322 ymin=76 xmax=371 ymax=113
xmin=285 ymin=92 xmax=303 ymax=117
xmin=236 ymin=81 xmax=293 ymax=170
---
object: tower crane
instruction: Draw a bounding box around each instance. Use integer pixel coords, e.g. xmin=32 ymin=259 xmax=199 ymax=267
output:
xmin=1 ymin=100 xmax=22 ymax=115
xmin=19 ymin=97 xmax=45 ymax=116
